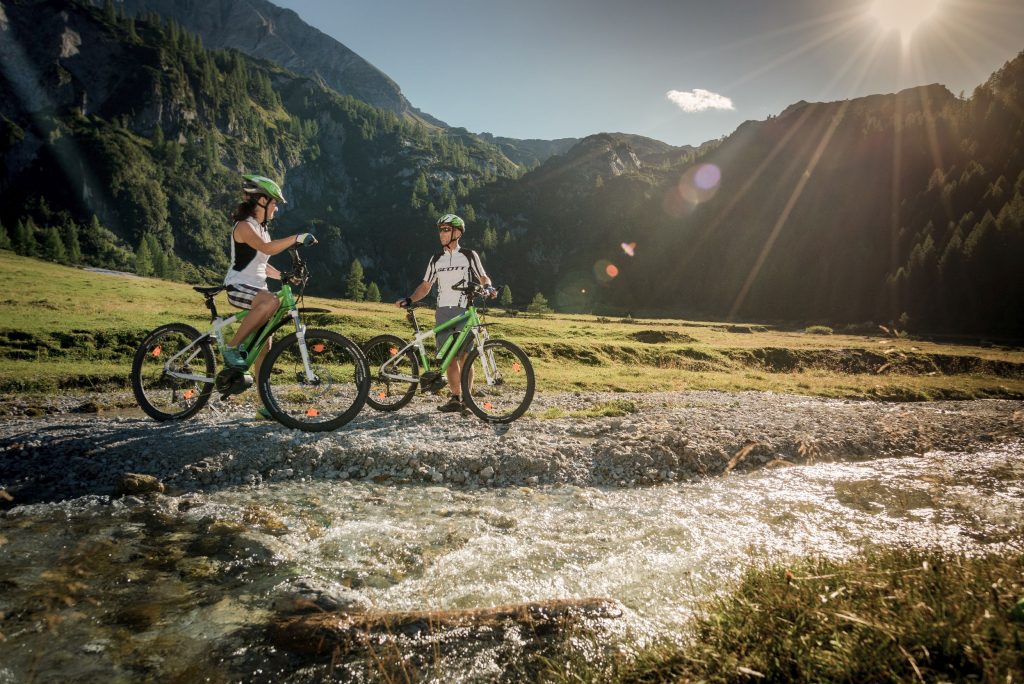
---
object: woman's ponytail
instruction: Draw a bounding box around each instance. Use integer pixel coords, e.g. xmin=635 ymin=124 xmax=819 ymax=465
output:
xmin=231 ymin=196 xmax=260 ymax=223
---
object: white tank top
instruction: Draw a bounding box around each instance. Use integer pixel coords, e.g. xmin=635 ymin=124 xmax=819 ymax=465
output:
xmin=224 ymin=217 xmax=271 ymax=288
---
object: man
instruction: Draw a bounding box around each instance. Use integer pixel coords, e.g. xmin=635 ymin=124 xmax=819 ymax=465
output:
xmin=395 ymin=214 xmax=496 ymax=412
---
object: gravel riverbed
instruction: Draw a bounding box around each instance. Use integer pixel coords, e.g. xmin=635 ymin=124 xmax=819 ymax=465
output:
xmin=1 ymin=391 xmax=1022 ymax=505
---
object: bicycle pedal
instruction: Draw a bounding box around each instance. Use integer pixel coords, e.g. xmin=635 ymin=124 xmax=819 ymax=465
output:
xmin=419 ymin=371 xmax=446 ymax=394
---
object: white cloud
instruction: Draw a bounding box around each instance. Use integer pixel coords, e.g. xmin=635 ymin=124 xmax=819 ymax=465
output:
xmin=666 ymin=89 xmax=735 ymax=113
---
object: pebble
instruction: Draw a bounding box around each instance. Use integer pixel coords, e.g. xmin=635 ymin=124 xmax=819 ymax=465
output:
xmin=0 ymin=391 xmax=1021 ymax=503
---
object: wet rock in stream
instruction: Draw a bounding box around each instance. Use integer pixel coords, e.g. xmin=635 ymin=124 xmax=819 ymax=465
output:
xmin=270 ymin=597 xmax=624 ymax=658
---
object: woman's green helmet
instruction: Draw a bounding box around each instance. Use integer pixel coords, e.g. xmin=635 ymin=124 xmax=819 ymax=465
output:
xmin=242 ymin=174 xmax=287 ymax=204
xmin=436 ymin=213 xmax=465 ymax=231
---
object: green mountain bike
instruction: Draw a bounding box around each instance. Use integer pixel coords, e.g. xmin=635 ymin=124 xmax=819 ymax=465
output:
xmin=363 ymin=281 xmax=535 ymax=423
xmin=130 ymin=247 xmax=369 ymax=431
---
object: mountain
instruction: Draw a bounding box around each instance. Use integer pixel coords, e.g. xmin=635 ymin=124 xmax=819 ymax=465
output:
xmin=0 ymin=0 xmax=522 ymax=293
xmin=114 ymin=0 xmax=575 ymax=168
xmin=467 ymin=61 xmax=1024 ymax=335
xmin=114 ymin=0 xmax=444 ymax=127
xmin=476 ymin=133 xmax=579 ymax=169
xmin=3 ymin=0 xmax=1021 ymax=334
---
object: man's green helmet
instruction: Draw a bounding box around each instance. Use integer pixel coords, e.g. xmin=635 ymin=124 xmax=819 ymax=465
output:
xmin=437 ymin=214 xmax=465 ymax=231
xmin=242 ymin=174 xmax=287 ymax=204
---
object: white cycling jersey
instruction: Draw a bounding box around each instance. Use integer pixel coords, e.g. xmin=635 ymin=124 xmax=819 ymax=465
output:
xmin=224 ymin=217 xmax=270 ymax=288
xmin=423 ymin=247 xmax=488 ymax=308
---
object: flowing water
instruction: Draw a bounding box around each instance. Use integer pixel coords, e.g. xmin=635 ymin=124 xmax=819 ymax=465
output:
xmin=1 ymin=444 xmax=1022 ymax=682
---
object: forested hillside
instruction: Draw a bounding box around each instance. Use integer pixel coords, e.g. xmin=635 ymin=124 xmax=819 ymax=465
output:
xmin=0 ymin=0 xmax=521 ymax=294
xmin=469 ymin=55 xmax=1024 ymax=335
xmin=2 ymin=0 xmax=1021 ymax=335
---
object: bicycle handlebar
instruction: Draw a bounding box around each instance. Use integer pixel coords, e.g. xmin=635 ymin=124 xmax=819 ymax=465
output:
xmin=450 ymin=279 xmax=498 ymax=303
xmin=280 ymin=247 xmax=311 ymax=289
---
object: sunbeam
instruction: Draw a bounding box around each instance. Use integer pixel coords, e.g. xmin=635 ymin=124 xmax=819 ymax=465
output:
xmin=868 ymin=0 xmax=942 ymax=46
xmin=668 ymin=103 xmax=820 ymax=284
xmin=728 ymin=101 xmax=852 ymax=320
xmin=0 ymin=21 xmax=109 ymax=227
xmin=723 ymin=14 xmax=868 ymax=92
xmin=908 ymin=47 xmax=954 ymax=222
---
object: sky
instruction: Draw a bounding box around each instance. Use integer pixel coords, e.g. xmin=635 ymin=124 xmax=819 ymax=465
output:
xmin=271 ymin=0 xmax=1024 ymax=147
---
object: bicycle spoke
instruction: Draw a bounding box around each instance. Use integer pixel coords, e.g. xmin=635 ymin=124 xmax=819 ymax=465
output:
xmin=363 ymin=334 xmax=418 ymax=411
xmin=131 ymin=324 xmax=214 ymax=421
xmin=260 ymin=329 xmax=368 ymax=430
xmin=462 ymin=339 xmax=534 ymax=423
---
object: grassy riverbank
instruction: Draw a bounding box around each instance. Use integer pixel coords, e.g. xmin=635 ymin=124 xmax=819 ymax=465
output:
xmin=544 ymin=547 xmax=1024 ymax=682
xmin=2 ymin=251 xmax=1023 ymax=401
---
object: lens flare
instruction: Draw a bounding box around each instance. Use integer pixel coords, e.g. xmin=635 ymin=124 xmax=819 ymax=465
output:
xmin=663 ymin=163 xmax=722 ymax=218
xmin=694 ymin=164 xmax=722 ymax=191
xmin=594 ymin=260 xmax=617 ymax=283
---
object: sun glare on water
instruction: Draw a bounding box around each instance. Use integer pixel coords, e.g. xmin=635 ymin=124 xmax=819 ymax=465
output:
xmin=869 ymin=0 xmax=942 ymax=43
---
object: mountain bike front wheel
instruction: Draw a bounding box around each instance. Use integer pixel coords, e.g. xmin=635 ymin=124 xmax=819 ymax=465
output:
xmin=363 ymin=334 xmax=419 ymax=411
xmin=258 ymin=328 xmax=369 ymax=431
xmin=460 ymin=339 xmax=535 ymax=423
xmin=131 ymin=323 xmax=215 ymax=421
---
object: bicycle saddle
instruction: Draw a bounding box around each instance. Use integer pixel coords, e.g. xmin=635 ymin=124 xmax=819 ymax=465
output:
xmin=193 ymin=285 xmax=226 ymax=297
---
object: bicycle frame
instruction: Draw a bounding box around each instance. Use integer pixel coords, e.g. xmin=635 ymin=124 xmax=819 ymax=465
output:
xmin=379 ymin=304 xmax=496 ymax=385
xmin=161 ymin=283 xmax=310 ymax=384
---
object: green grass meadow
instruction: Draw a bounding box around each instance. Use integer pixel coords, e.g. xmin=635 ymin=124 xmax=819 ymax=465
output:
xmin=2 ymin=251 xmax=1023 ymax=400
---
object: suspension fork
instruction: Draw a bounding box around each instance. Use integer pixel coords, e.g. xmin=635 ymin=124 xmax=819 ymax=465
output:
xmin=290 ymin=309 xmax=316 ymax=382
xmin=473 ymin=327 xmax=500 ymax=384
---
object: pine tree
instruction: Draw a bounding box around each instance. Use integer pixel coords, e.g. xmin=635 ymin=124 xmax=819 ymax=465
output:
xmin=414 ymin=173 xmax=428 ymax=196
xmin=15 ymin=218 xmax=37 ymax=256
xmin=527 ymin=292 xmax=552 ymax=314
xmin=135 ymin=237 xmax=154 ymax=276
xmin=126 ymin=17 xmax=140 ymax=42
xmin=43 ymin=226 xmax=66 ymax=262
xmin=365 ymin=282 xmax=381 ymax=303
xmin=62 ymin=222 xmax=82 ymax=263
xmin=145 ymin=234 xmax=167 ymax=277
xmin=345 ymin=258 xmax=366 ymax=300
xmin=482 ymin=226 xmax=498 ymax=251
xmin=0 ymin=221 xmax=11 ymax=251
xmin=151 ymin=125 xmax=166 ymax=155
xmin=499 ymin=285 xmax=513 ymax=308
xmin=164 ymin=252 xmax=181 ymax=280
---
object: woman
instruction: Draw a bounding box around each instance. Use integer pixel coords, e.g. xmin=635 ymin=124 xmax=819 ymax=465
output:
xmin=222 ymin=173 xmax=315 ymax=376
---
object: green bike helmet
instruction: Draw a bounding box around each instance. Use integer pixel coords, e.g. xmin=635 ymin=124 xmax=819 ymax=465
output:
xmin=436 ymin=214 xmax=465 ymax=231
xmin=242 ymin=174 xmax=287 ymax=204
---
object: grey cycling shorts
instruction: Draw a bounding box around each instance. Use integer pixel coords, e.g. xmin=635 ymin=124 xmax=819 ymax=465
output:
xmin=435 ymin=306 xmax=472 ymax=357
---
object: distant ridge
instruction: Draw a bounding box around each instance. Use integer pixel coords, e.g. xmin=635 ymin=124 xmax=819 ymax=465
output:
xmin=116 ymin=0 xmax=446 ymax=126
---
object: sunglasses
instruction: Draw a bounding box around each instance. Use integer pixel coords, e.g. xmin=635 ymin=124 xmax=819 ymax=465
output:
xmin=438 ymin=226 xmax=454 ymax=233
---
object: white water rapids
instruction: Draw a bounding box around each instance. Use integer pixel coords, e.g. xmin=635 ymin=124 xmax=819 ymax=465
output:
xmin=1 ymin=442 xmax=1021 ymax=681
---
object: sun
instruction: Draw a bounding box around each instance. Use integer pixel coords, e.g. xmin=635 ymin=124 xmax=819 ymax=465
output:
xmin=869 ymin=0 xmax=942 ymax=43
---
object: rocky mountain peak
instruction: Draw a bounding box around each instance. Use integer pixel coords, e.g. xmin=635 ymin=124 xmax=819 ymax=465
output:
xmin=115 ymin=0 xmax=444 ymax=126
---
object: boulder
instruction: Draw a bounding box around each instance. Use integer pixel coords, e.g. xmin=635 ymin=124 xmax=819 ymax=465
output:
xmin=115 ymin=473 xmax=164 ymax=496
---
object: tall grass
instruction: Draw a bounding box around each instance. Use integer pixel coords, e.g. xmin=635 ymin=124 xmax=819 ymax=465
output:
xmin=540 ymin=547 xmax=1024 ymax=683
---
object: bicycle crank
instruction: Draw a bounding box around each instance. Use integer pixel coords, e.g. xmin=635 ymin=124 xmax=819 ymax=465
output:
xmin=215 ymin=367 xmax=253 ymax=399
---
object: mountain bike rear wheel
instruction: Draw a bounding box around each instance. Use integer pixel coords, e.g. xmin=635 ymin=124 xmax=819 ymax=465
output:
xmin=258 ymin=328 xmax=369 ymax=431
xmin=363 ymin=334 xmax=419 ymax=411
xmin=131 ymin=323 xmax=215 ymax=421
xmin=460 ymin=339 xmax=535 ymax=423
